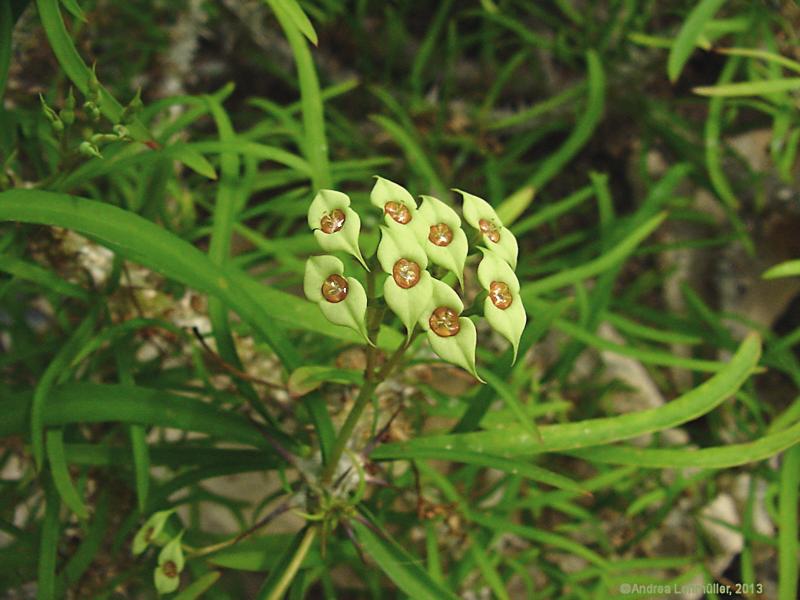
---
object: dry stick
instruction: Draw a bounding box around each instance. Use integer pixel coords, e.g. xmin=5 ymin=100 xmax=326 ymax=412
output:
xmin=190 ymin=499 xmax=294 ymax=558
xmin=192 ymin=326 xmax=283 ymax=389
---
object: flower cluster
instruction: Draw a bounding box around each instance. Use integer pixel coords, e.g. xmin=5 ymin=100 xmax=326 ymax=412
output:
xmin=305 ymin=176 xmax=526 ymax=380
xmin=132 ymin=509 xmax=186 ymax=594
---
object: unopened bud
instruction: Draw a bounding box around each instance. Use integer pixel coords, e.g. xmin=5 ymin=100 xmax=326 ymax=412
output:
xmin=78 ymin=141 xmax=103 ymax=159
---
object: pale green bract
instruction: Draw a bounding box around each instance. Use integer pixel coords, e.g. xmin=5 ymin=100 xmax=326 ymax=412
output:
xmin=378 ymin=223 xmax=432 ymax=340
xmin=419 ymin=279 xmax=482 ymax=381
xmin=132 ymin=508 xmax=175 ymax=555
xmin=417 ymin=195 xmax=468 ymax=288
xmin=370 ymin=175 xmax=429 ymax=240
xmin=304 ymin=255 xmax=370 ymax=344
xmin=308 ymin=189 xmax=367 ymax=269
xmin=456 ymin=189 xmax=518 ymax=268
xmin=154 ymin=531 xmax=185 ymax=594
xmin=477 ymin=249 xmax=526 ymax=362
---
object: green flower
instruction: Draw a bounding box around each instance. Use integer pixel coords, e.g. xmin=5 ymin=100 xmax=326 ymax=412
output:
xmin=477 ymin=249 xmax=526 ymax=362
xmin=377 ymin=222 xmax=433 ymax=340
xmin=419 ymin=279 xmax=482 ymax=381
xmin=456 ymin=189 xmax=518 ymax=269
xmin=154 ymin=531 xmax=185 ymax=595
xmin=304 ymin=255 xmax=370 ymax=344
xmin=417 ymin=195 xmax=468 ymax=288
xmin=308 ymin=189 xmax=367 ymax=269
xmin=132 ymin=508 xmax=175 ymax=555
xmin=370 ymin=176 xmax=429 ymax=237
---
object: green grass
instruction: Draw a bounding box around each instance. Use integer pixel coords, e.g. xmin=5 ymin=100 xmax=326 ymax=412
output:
xmin=0 ymin=0 xmax=798 ymax=598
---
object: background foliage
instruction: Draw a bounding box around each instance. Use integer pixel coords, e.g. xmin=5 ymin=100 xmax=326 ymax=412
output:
xmin=1 ymin=0 xmax=799 ymax=598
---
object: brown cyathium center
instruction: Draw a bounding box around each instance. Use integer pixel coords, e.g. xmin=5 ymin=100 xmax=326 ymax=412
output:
xmin=392 ymin=258 xmax=421 ymax=289
xmin=321 ymin=274 xmax=348 ymax=303
xmin=384 ymin=201 xmax=412 ymax=224
xmin=478 ymin=218 xmax=500 ymax=243
xmin=489 ymin=281 xmax=513 ymax=309
xmin=429 ymin=306 xmax=460 ymax=337
xmin=162 ymin=561 xmax=178 ymax=578
xmin=320 ymin=209 xmax=346 ymax=234
xmin=428 ymin=223 xmax=453 ymax=247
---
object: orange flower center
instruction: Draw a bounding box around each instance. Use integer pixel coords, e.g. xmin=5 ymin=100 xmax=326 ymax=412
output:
xmin=429 ymin=306 xmax=460 ymax=337
xmin=392 ymin=258 xmax=421 ymax=289
xmin=321 ymin=274 xmax=348 ymax=302
xmin=428 ymin=223 xmax=453 ymax=247
xmin=384 ymin=201 xmax=412 ymax=224
xmin=489 ymin=281 xmax=513 ymax=309
xmin=320 ymin=209 xmax=346 ymax=233
xmin=478 ymin=218 xmax=500 ymax=243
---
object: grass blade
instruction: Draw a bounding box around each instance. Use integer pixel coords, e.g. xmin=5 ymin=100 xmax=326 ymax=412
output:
xmin=0 ymin=189 xmax=301 ymax=369
xmin=351 ymin=518 xmax=459 ymax=600
xmin=46 ymin=429 xmax=88 ymax=519
xmin=37 ymin=480 xmax=60 ymax=600
xmin=694 ymin=78 xmax=800 ymax=96
xmin=521 ymin=211 xmax=666 ymax=296
xmin=778 ymin=445 xmax=800 ymax=600
xmin=377 ymin=333 xmax=760 ymax=458
xmin=763 ymin=259 xmax=800 ymax=280
xmin=668 ymin=0 xmax=727 ymax=82
xmin=566 ymin=419 xmax=800 ymax=468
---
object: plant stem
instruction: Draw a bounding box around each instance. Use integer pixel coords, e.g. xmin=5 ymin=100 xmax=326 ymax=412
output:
xmin=320 ymin=333 xmax=414 ymax=485
xmin=265 ymin=526 xmax=317 ymax=600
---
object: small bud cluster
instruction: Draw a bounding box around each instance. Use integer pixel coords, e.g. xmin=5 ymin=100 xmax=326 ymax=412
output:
xmin=38 ymin=65 xmax=142 ymax=162
xmin=305 ymin=176 xmax=526 ymax=380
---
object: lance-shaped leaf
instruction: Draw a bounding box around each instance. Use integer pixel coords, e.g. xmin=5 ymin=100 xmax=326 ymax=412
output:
xmin=304 ymin=255 xmax=370 ymax=344
xmin=417 ymin=195 xmax=468 ymax=287
xmin=307 ymin=189 xmax=367 ymax=269
xmin=420 ymin=279 xmax=482 ymax=382
xmin=132 ymin=508 xmax=175 ymax=555
xmin=477 ymin=249 xmax=526 ymax=362
xmin=154 ymin=531 xmax=185 ymax=595
xmin=456 ymin=189 xmax=518 ymax=268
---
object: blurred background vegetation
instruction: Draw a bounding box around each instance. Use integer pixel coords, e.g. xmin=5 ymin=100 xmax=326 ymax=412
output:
xmin=1 ymin=0 xmax=800 ymax=598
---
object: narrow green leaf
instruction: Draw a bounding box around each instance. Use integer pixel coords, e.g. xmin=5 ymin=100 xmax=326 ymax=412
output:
xmin=59 ymin=0 xmax=86 ymax=22
xmin=288 ymin=366 xmax=364 ymax=398
xmin=668 ymin=0 xmax=727 ymax=83
xmin=525 ymin=49 xmax=605 ymax=193
xmin=376 ymin=333 xmax=760 ymax=457
xmin=1 ymin=383 xmax=273 ymax=450
xmin=267 ymin=0 xmax=330 ymax=188
xmin=265 ymin=0 xmax=318 ymax=46
xmin=763 ymin=259 xmax=800 ymax=280
xmin=495 ymin=185 xmax=535 ymax=227
xmin=0 ymin=1 xmax=11 ymax=99
xmin=468 ymin=533 xmax=510 ymax=600
xmin=522 ymin=211 xmax=666 ymax=296
xmin=174 ymin=571 xmax=222 ymax=600
xmin=0 ymin=189 xmax=301 ymax=369
xmin=566 ymin=419 xmax=800 ymax=468
xmin=717 ymin=47 xmax=800 ymax=74
xmin=351 ymin=519 xmax=460 ymax=600
xmin=779 ymin=445 xmax=800 ymax=600
xmin=46 ymin=429 xmax=88 ymax=519
xmin=167 ymin=144 xmax=217 ymax=180
xmin=35 ymin=0 xmax=152 ymax=141
xmin=694 ymin=77 xmax=800 ymax=96
xmin=0 ymin=254 xmax=89 ymax=300
xmin=31 ymin=310 xmax=97 ymax=469
xmin=37 ymin=480 xmax=60 ymax=600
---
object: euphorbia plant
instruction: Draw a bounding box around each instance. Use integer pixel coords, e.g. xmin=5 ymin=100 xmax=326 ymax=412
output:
xmin=133 ymin=176 xmax=527 ymax=596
